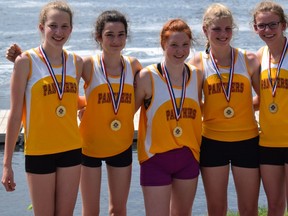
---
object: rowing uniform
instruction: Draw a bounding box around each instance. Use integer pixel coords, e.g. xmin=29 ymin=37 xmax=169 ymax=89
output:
xmin=79 ymin=54 xmax=135 ymax=158
xmin=201 ymin=48 xmax=258 ymax=141
xmin=137 ymin=63 xmax=202 ymax=163
xmin=23 ymin=47 xmax=81 ymax=155
xmin=259 ymin=45 xmax=288 ymax=147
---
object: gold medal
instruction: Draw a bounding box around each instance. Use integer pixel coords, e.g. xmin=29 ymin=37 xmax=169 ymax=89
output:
xmin=56 ymin=105 xmax=66 ymax=117
xmin=110 ymin=119 xmax=121 ymax=131
xmin=269 ymin=102 xmax=278 ymax=113
xmin=173 ymin=126 xmax=183 ymax=137
xmin=100 ymin=56 xmax=125 ymax=129
xmin=224 ymin=106 xmax=234 ymax=118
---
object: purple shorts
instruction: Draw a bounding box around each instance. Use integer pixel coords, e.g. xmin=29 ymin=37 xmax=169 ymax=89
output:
xmin=140 ymin=146 xmax=199 ymax=186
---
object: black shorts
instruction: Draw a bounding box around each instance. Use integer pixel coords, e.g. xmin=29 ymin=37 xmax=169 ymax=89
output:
xmin=25 ymin=148 xmax=82 ymax=174
xmin=200 ymin=136 xmax=260 ymax=168
xmin=259 ymin=146 xmax=288 ymax=165
xmin=82 ymin=146 xmax=132 ymax=168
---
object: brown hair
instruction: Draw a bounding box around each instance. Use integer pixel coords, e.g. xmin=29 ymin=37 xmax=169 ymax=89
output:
xmin=93 ymin=10 xmax=128 ymax=45
xmin=252 ymin=1 xmax=287 ymax=27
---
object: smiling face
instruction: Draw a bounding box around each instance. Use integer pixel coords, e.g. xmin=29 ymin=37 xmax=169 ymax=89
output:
xmin=204 ymin=17 xmax=233 ymax=49
xmin=97 ymin=22 xmax=127 ymax=55
xmin=163 ymin=31 xmax=191 ymax=65
xmin=160 ymin=19 xmax=192 ymax=66
xmin=254 ymin=11 xmax=286 ymax=45
xmin=40 ymin=8 xmax=72 ymax=49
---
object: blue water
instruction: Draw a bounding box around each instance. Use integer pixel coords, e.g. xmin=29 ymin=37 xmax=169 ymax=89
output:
xmin=1 ymin=0 xmax=287 ymax=215
xmin=1 ymin=0 xmax=287 ymax=108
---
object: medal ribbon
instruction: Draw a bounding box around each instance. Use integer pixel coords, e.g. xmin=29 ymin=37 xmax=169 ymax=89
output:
xmin=161 ymin=62 xmax=187 ymax=121
xmin=39 ymin=45 xmax=66 ymax=100
xmin=210 ymin=48 xmax=235 ymax=102
xmin=100 ymin=55 xmax=126 ymax=115
xmin=268 ymin=37 xmax=288 ymax=97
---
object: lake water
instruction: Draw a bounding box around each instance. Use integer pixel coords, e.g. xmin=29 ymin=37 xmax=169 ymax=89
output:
xmin=1 ymin=0 xmax=287 ymax=108
xmin=1 ymin=0 xmax=287 ymax=215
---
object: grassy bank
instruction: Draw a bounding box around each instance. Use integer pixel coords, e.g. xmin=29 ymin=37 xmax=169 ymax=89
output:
xmin=227 ymin=206 xmax=288 ymax=216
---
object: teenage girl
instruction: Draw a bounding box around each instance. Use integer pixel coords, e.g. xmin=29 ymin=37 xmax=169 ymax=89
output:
xmin=135 ymin=18 xmax=202 ymax=216
xmin=253 ymin=1 xmax=288 ymax=215
xmin=79 ymin=10 xmax=142 ymax=216
xmin=189 ymin=3 xmax=261 ymax=215
xmin=1 ymin=1 xmax=83 ymax=215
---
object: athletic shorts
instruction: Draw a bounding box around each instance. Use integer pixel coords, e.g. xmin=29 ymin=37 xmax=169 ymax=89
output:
xmin=82 ymin=146 xmax=132 ymax=168
xmin=259 ymin=146 xmax=288 ymax=165
xmin=25 ymin=148 xmax=82 ymax=174
xmin=200 ymin=136 xmax=259 ymax=168
xmin=140 ymin=146 xmax=199 ymax=186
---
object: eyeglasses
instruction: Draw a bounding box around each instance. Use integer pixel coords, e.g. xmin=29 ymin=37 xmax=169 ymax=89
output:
xmin=254 ymin=21 xmax=281 ymax=31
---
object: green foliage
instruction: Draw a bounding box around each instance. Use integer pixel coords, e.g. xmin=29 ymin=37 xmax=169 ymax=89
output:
xmin=25 ymin=204 xmax=288 ymax=215
xmin=27 ymin=204 xmax=33 ymax=210
xmin=227 ymin=206 xmax=288 ymax=216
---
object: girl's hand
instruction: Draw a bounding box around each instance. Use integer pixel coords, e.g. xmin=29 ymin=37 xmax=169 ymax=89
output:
xmin=1 ymin=166 xmax=16 ymax=192
xmin=6 ymin=44 xmax=22 ymax=63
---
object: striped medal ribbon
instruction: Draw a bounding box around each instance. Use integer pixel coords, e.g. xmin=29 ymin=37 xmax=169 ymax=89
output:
xmin=210 ymin=48 xmax=235 ymax=118
xmin=161 ymin=62 xmax=187 ymax=137
xmin=39 ymin=45 xmax=67 ymax=117
xmin=267 ymin=37 xmax=288 ymax=114
xmin=100 ymin=55 xmax=126 ymax=131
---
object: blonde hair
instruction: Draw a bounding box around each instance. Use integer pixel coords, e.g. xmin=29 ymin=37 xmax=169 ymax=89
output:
xmin=203 ymin=3 xmax=236 ymax=53
xmin=39 ymin=0 xmax=73 ymax=27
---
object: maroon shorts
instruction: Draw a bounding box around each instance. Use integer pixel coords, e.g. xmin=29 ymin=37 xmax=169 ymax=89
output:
xmin=140 ymin=146 xmax=199 ymax=186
